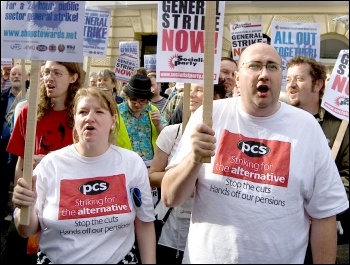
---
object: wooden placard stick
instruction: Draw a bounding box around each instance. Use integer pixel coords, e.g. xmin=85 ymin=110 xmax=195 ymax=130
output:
xmin=20 ymin=60 xmax=41 ymax=225
xmin=21 ymin=59 xmax=26 ymax=95
xmin=84 ymin=56 xmax=91 ymax=87
xmin=182 ymin=83 xmax=191 ymax=133
xmin=200 ymin=1 xmax=216 ymax=163
xmin=331 ymin=120 xmax=349 ymax=160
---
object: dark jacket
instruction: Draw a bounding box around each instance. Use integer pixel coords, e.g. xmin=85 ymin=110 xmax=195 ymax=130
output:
xmin=1 ymin=87 xmax=12 ymax=134
xmin=319 ymin=108 xmax=349 ymax=193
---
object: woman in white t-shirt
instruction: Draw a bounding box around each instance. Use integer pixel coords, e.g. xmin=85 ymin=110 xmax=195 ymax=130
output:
xmin=149 ymin=79 xmax=226 ymax=264
xmin=12 ymin=87 xmax=156 ymax=264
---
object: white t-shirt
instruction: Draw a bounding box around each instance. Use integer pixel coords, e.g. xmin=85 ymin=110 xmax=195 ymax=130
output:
xmin=154 ymin=124 xmax=193 ymax=251
xmin=33 ymin=145 xmax=155 ymax=264
xmin=168 ymin=97 xmax=349 ymax=264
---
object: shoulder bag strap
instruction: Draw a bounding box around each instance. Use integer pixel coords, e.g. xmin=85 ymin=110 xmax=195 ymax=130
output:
xmin=162 ymin=207 xmax=173 ymax=223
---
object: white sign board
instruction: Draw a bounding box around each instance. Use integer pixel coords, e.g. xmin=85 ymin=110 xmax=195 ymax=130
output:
xmin=1 ymin=1 xmax=85 ymax=62
xmin=321 ymin=50 xmax=349 ymax=121
xmin=156 ymin=1 xmax=225 ymax=84
xmin=271 ymin=21 xmax=321 ymax=90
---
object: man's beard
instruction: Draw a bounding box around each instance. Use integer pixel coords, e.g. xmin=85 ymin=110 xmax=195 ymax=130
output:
xmin=288 ymin=97 xmax=300 ymax=107
xmin=11 ymin=80 xmax=21 ymax=88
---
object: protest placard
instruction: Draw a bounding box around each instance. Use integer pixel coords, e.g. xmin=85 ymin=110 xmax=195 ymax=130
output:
xmin=155 ymin=1 xmax=225 ymax=84
xmin=1 ymin=58 xmax=13 ymax=67
xmin=1 ymin=1 xmax=85 ymax=62
xmin=271 ymin=21 xmax=320 ymax=90
xmin=321 ymin=49 xmax=349 ymax=158
xmin=321 ymin=50 xmax=349 ymax=122
xmin=1 ymin=1 xmax=86 ymax=224
xmin=83 ymin=6 xmax=111 ymax=58
xmin=230 ymin=20 xmax=263 ymax=61
xmin=114 ymin=41 xmax=140 ymax=82
xmin=144 ymin=54 xmax=157 ymax=71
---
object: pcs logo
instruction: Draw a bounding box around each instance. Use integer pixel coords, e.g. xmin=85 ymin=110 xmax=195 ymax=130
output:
xmin=237 ymin=140 xmax=270 ymax=157
xmin=79 ymin=180 xmax=110 ymax=195
xmin=36 ymin=45 xmax=47 ymax=52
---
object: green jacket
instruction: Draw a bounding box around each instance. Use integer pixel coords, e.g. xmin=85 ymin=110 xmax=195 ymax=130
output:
xmin=116 ymin=104 xmax=158 ymax=152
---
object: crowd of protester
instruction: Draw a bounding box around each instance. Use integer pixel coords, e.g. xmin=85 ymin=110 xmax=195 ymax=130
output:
xmin=0 ymin=43 xmax=348 ymax=264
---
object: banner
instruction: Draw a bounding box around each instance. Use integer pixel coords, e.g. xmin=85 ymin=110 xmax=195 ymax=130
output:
xmin=271 ymin=22 xmax=320 ymax=91
xmin=83 ymin=6 xmax=111 ymax=58
xmin=230 ymin=20 xmax=263 ymax=61
xmin=156 ymin=1 xmax=225 ymax=84
xmin=114 ymin=41 xmax=140 ymax=82
xmin=321 ymin=50 xmax=349 ymax=121
xmin=144 ymin=54 xmax=157 ymax=71
xmin=1 ymin=58 xmax=13 ymax=67
xmin=1 ymin=1 xmax=85 ymax=62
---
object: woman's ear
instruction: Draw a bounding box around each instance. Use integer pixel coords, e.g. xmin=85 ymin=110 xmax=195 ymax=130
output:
xmin=70 ymin=73 xmax=78 ymax=83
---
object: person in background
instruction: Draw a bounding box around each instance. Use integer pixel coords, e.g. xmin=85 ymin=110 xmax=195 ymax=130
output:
xmin=220 ymin=57 xmax=238 ymax=97
xmin=161 ymin=82 xmax=184 ymax=122
xmin=161 ymin=43 xmax=348 ymax=263
xmin=3 ymin=61 xmax=83 ymax=264
xmin=1 ymin=65 xmax=12 ymax=91
xmin=164 ymin=82 xmax=176 ymax=97
xmin=96 ymin=69 xmax=124 ymax=104
xmin=11 ymin=87 xmax=156 ymax=264
xmin=116 ymin=74 xmax=167 ymax=207
xmin=147 ymin=70 xmax=167 ymax=111
xmin=0 ymin=64 xmax=24 ymax=222
xmin=325 ymin=65 xmax=334 ymax=88
xmin=5 ymin=61 xmax=46 ymax=130
xmin=149 ymin=79 xmax=227 ymax=264
xmin=162 ymin=57 xmax=238 ymax=123
xmin=167 ymin=77 xmax=227 ymax=126
xmin=134 ymin=67 xmax=148 ymax=76
xmin=286 ymin=56 xmax=349 ymax=262
xmin=89 ymin=72 xmax=98 ymax=87
xmin=25 ymin=71 xmax=30 ymax=90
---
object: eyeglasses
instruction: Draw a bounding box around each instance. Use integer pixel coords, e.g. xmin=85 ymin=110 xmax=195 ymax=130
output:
xmin=42 ymin=69 xmax=69 ymax=78
xmin=129 ymin=98 xmax=148 ymax=105
xmin=239 ymin=61 xmax=282 ymax=72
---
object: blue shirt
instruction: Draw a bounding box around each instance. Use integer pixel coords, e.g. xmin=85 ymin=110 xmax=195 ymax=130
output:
xmin=118 ymin=101 xmax=167 ymax=161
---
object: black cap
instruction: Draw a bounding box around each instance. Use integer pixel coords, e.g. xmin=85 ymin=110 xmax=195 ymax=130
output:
xmin=123 ymin=74 xmax=153 ymax=100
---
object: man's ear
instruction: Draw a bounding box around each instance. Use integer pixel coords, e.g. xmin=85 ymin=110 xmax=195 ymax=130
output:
xmin=314 ymin=79 xmax=323 ymax=93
